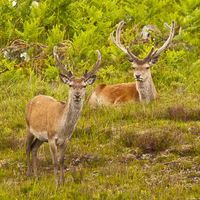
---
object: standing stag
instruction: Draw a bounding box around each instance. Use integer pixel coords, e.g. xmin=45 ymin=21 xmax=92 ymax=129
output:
xmin=87 ymin=20 xmax=175 ymax=106
xmin=25 ymin=46 xmax=101 ymax=185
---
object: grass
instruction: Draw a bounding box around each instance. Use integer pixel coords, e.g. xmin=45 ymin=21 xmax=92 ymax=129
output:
xmin=0 ymin=70 xmax=200 ymax=199
xmin=1 ymin=0 xmax=200 ymax=198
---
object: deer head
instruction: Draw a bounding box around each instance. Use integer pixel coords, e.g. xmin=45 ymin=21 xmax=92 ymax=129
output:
xmin=111 ymin=20 xmax=175 ymax=83
xmin=53 ymin=46 xmax=101 ymax=103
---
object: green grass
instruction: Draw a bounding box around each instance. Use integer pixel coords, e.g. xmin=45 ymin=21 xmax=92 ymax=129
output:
xmin=1 ymin=0 xmax=200 ymax=198
xmin=0 ymin=72 xmax=199 ymax=199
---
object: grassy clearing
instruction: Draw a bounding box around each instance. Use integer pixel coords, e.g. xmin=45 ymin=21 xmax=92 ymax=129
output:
xmin=0 ymin=72 xmax=199 ymax=199
xmin=0 ymin=0 xmax=200 ymax=198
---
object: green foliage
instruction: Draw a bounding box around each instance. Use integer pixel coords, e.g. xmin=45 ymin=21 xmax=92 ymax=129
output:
xmin=15 ymin=18 xmax=44 ymax=42
xmin=99 ymin=65 xmax=117 ymax=83
xmin=46 ymin=25 xmax=65 ymax=50
xmin=43 ymin=60 xmax=58 ymax=82
xmin=0 ymin=0 xmax=200 ymax=199
xmin=0 ymin=59 xmax=25 ymax=83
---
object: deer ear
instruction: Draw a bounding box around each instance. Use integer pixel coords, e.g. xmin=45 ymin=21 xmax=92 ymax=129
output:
xmin=85 ymin=75 xmax=96 ymax=85
xmin=149 ymin=55 xmax=160 ymax=65
xmin=59 ymin=73 xmax=70 ymax=85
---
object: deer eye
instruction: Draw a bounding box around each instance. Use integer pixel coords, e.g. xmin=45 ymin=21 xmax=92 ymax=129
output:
xmin=69 ymin=85 xmax=74 ymax=88
xmin=132 ymin=67 xmax=135 ymax=70
xmin=146 ymin=67 xmax=150 ymax=69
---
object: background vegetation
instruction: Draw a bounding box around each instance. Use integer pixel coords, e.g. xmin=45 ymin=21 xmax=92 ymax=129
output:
xmin=0 ymin=0 xmax=200 ymax=199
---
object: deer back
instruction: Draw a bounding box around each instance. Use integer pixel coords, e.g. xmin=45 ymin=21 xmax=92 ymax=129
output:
xmin=87 ymin=82 xmax=140 ymax=106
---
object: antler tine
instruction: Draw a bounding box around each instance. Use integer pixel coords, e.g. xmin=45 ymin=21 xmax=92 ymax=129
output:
xmin=151 ymin=20 xmax=175 ymax=58
xmin=53 ymin=46 xmax=73 ymax=78
xmin=83 ymin=50 xmax=101 ymax=79
xmin=116 ymin=21 xmax=125 ymax=49
xmin=126 ymin=46 xmax=139 ymax=63
xmin=111 ymin=21 xmax=138 ymax=62
xmin=164 ymin=22 xmax=172 ymax=30
xmin=110 ymin=21 xmax=127 ymax=54
xmin=144 ymin=46 xmax=155 ymax=61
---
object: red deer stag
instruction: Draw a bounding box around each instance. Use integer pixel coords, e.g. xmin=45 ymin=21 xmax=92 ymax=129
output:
xmin=25 ymin=46 xmax=101 ymax=185
xmin=87 ymin=20 xmax=175 ymax=106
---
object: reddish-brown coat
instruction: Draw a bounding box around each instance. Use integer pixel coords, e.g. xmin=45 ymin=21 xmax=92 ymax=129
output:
xmin=87 ymin=82 xmax=140 ymax=106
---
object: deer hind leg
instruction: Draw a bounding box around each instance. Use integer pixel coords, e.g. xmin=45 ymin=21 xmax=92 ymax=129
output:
xmin=26 ymin=126 xmax=34 ymax=177
xmin=30 ymin=138 xmax=44 ymax=178
xmin=59 ymin=142 xmax=68 ymax=185
xmin=49 ymin=140 xmax=58 ymax=186
xmin=113 ymin=94 xmax=127 ymax=106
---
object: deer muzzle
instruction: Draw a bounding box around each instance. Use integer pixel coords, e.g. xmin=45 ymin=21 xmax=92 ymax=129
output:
xmin=74 ymin=94 xmax=81 ymax=101
xmin=135 ymin=74 xmax=143 ymax=81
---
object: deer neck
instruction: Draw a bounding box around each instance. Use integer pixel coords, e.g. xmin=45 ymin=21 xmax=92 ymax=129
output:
xmin=136 ymin=76 xmax=157 ymax=103
xmin=58 ymin=97 xmax=84 ymax=142
xmin=64 ymin=97 xmax=83 ymax=126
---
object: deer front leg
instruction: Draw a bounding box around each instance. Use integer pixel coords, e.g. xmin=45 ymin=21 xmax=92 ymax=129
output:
xmin=59 ymin=142 xmax=68 ymax=185
xmin=49 ymin=140 xmax=58 ymax=186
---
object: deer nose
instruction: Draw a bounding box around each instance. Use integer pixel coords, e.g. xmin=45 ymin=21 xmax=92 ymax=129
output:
xmin=75 ymin=94 xmax=81 ymax=99
xmin=135 ymin=74 xmax=141 ymax=79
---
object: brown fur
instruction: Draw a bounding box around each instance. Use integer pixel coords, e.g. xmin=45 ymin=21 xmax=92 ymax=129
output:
xmin=87 ymin=82 xmax=140 ymax=106
xmin=27 ymin=47 xmax=101 ymax=185
xmin=25 ymin=95 xmax=67 ymax=140
xmin=87 ymin=63 xmax=158 ymax=106
xmin=25 ymin=75 xmax=97 ymax=186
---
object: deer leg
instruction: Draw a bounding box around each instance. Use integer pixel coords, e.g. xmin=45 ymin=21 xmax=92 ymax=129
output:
xmin=59 ymin=143 xmax=68 ymax=185
xmin=113 ymin=94 xmax=127 ymax=106
xmin=26 ymin=127 xmax=34 ymax=177
xmin=31 ymin=138 xmax=44 ymax=178
xmin=49 ymin=140 xmax=58 ymax=186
